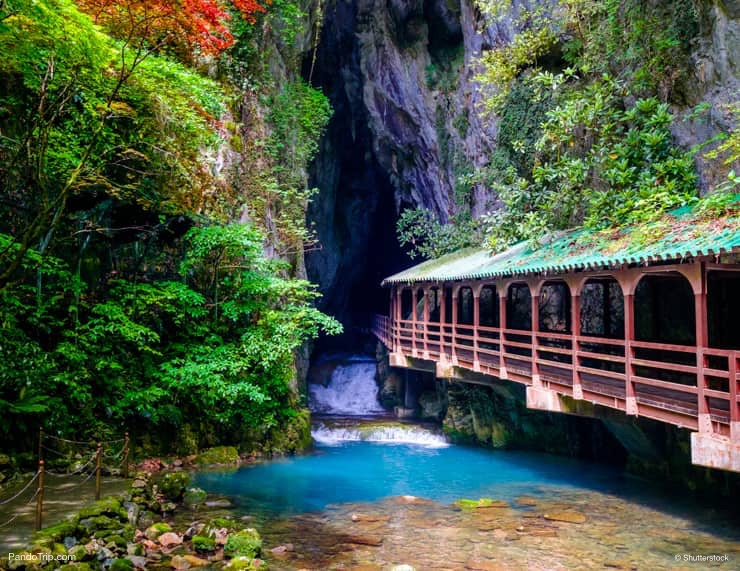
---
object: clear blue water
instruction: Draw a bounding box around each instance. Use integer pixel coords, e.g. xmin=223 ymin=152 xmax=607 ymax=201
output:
xmin=193 ymin=441 xmax=641 ymax=516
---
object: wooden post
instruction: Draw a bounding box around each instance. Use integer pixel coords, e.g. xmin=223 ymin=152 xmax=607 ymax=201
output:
xmin=439 ymin=287 xmax=447 ymax=359
xmin=393 ymin=289 xmax=399 ymax=352
xmin=695 ymin=263 xmax=710 ymax=433
xmin=624 ymin=293 xmax=637 ymax=415
xmin=499 ymin=284 xmax=508 ymax=379
xmin=38 ymin=429 xmax=43 ymax=462
xmin=35 ymin=460 xmax=44 ymax=531
xmin=411 ymin=288 xmax=418 ymax=356
xmin=123 ymin=433 xmax=130 ymax=479
xmin=531 ymin=284 xmax=540 ymax=386
xmin=572 ymin=292 xmax=583 ymax=400
xmin=422 ymin=288 xmax=430 ymax=358
xmin=730 ymin=353 xmax=739 ymax=441
xmin=95 ymin=442 xmax=102 ymax=500
xmin=473 ymin=290 xmax=481 ymax=371
xmin=451 ymin=290 xmax=458 ymax=365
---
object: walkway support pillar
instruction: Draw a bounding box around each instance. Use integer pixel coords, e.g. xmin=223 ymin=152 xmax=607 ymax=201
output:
xmin=422 ymin=288 xmax=430 ymax=359
xmin=411 ymin=288 xmax=418 ymax=356
xmin=451 ymin=288 xmax=459 ymax=366
xmin=731 ymin=352 xmax=739 ymax=441
xmin=439 ymin=286 xmax=447 ymax=361
xmin=473 ymin=289 xmax=481 ymax=372
xmin=531 ymin=283 xmax=540 ymax=386
xmin=695 ymin=263 xmax=711 ymax=433
xmin=571 ymin=290 xmax=583 ymax=400
xmin=624 ymin=292 xmax=637 ymax=415
xmin=498 ymin=283 xmax=508 ymax=379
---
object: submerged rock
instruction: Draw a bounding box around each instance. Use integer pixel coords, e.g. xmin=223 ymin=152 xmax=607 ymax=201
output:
xmin=346 ymin=534 xmax=384 ymax=546
xmin=543 ymin=511 xmax=587 ymax=524
xmin=454 ymin=498 xmax=508 ymax=510
xmin=182 ymin=487 xmax=207 ymax=506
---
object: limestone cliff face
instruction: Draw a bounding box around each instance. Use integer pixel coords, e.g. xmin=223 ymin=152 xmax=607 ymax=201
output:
xmin=307 ymin=0 xmax=738 ymax=327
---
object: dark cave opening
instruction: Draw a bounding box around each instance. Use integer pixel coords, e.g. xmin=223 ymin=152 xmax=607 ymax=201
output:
xmin=303 ymin=0 xmax=410 ymax=353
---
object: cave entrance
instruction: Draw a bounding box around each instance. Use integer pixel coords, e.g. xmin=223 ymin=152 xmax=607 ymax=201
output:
xmin=303 ymin=1 xmax=409 ymax=355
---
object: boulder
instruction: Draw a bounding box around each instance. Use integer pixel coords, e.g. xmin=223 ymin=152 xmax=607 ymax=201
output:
xmin=144 ymin=522 xmax=172 ymax=541
xmin=158 ymin=532 xmax=183 ymax=547
xmin=191 ymin=535 xmax=216 ymax=552
xmin=193 ymin=447 xmax=240 ymax=465
xmin=224 ymin=528 xmax=262 ymax=558
xmin=157 ymin=471 xmax=190 ymax=501
xmin=109 ymin=559 xmax=134 ymax=571
xmin=182 ymin=487 xmax=208 ymax=506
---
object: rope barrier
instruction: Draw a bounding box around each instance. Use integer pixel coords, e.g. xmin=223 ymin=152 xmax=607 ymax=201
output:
xmin=44 ymin=452 xmax=98 ymax=478
xmin=0 ymin=471 xmax=40 ymax=506
xmin=0 ymin=488 xmax=40 ymax=529
xmin=41 ymin=433 xmax=97 ymax=446
xmin=102 ymin=446 xmax=125 ymax=461
xmin=63 ymin=467 xmax=97 ymax=489
xmin=40 ymin=443 xmax=78 ymax=458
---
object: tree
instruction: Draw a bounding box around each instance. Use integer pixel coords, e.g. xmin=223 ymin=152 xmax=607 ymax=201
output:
xmin=75 ymin=0 xmax=267 ymax=56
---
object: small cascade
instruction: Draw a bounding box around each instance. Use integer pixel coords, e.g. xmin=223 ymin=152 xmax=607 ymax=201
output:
xmin=312 ymin=421 xmax=449 ymax=448
xmin=308 ymin=356 xmax=386 ymax=415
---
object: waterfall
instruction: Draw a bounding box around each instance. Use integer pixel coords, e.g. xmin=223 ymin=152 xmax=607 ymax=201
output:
xmin=308 ymin=357 xmax=386 ymax=415
xmin=312 ymin=421 xmax=449 ymax=448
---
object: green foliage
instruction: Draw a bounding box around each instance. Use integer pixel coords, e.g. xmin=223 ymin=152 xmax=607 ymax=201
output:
xmin=267 ymin=80 xmax=332 ymax=180
xmin=472 ymin=0 xmax=703 ymax=252
xmin=0 ymin=223 xmax=341 ymax=445
xmin=224 ymin=528 xmax=262 ymax=558
xmin=0 ymin=0 xmax=338 ymax=455
xmin=482 ymin=77 xmax=697 ymax=251
xmin=477 ymin=24 xmax=556 ymax=112
xmin=397 ymin=208 xmax=483 ymax=260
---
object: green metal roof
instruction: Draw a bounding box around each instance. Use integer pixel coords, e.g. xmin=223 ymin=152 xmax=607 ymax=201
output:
xmin=382 ymin=208 xmax=740 ymax=285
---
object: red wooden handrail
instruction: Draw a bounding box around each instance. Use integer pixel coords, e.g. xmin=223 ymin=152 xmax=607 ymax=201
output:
xmin=373 ymin=312 xmax=739 ymax=436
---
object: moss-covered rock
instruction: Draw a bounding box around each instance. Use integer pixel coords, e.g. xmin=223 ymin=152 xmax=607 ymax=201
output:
xmin=183 ymin=486 xmax=208 ymax=506
xmin=78 ymin=514 xmax=125 ymax=534
xmin=265 ymin=409 xmax=312 ymax=454
xmin=104 ymin=534 xmax=128 ymax=549
xmin=76 ymin=497 xmax=127 ymax=520
xmin=224 ymin=528 xmax=262 ymax=558
xmin=454 ymin=498 xmax=508 ymax=509
xmin=144 ymin=522 xmax=172 ymax=540
xmin=157 ymin=471 xmax=190 ymax=500
xmin=63 ymin=564 xmax=93 ymax=571
xmin=192 ymin=534 xmax=216 ymax=552
xmin=32 ymin=520 xmax=79 ymax=544
xmin=210 ymin=517 xmax=238 ymax=530
xmin=68 ymin=544 xmax=89 ymax=561
xmin=109 ymin=558 xmax=134 ymax=571
xmin=227 ymin=556 xmax=267 ymax=570
xmin=193 ymin=446 xmax=240 ymax=465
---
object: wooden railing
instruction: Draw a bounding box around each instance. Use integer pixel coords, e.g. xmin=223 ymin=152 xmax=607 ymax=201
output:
xmin=373 ymin=314 xmax=740 ymax=439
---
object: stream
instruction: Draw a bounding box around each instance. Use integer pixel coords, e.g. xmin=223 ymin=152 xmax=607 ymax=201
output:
xmin=191 ymin=355 xmax=740 ymax=570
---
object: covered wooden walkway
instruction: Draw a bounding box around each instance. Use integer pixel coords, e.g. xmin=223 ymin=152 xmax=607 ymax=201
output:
xmin=373 ymin=210 xmax=740 ymax=472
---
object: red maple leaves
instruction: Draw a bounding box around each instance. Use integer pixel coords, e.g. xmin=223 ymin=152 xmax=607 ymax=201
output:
xmin=77 ymin=0 xmax=267 ymax=55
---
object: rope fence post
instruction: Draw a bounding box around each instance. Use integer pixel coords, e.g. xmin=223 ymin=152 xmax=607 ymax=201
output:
xmin=35 ymin=460 xmax=44 ymax=531
xmin=95 ymin=442 xmax=102 ymax=500
xmin=38 ymin=428 xmax=44 ymax=462
xmin=123 ymin=433 xmax=129 ymax=479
